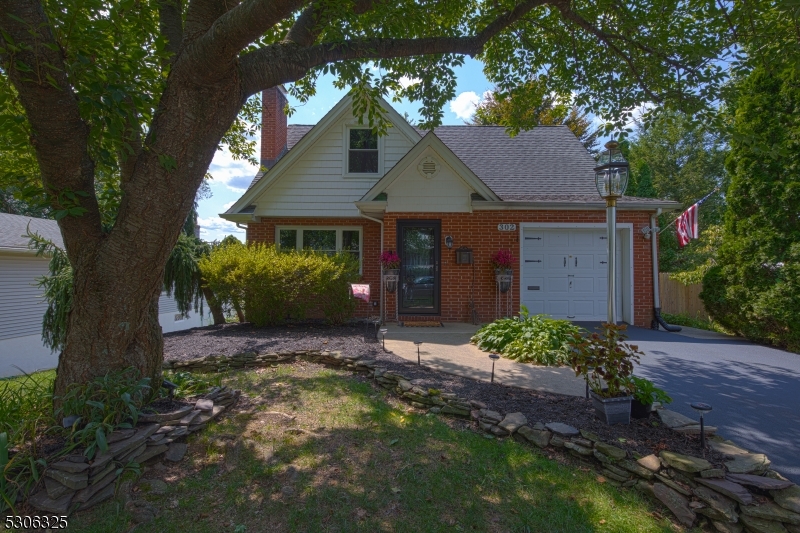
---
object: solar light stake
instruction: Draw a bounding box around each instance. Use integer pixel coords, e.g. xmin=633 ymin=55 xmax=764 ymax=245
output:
xmin=414 ymin=341 xmax=422 ymax=365
xmin=489 ymin=354 xmax=500 ymax=383
xmin=379 ymin=328 xmax=388 ymax=351
xmin=691 ymin=402 xmax=713 ymax=449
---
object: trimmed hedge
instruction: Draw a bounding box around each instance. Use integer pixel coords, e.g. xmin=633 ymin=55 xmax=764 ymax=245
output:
xmin=198 ymin=243 xmax=360 ymax=326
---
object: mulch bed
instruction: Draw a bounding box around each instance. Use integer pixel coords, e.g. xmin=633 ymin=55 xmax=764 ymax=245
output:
xmin=163 ymin=322 xmax=725 ymax=464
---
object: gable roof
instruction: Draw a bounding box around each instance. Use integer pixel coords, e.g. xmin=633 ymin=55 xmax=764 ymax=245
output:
xmin=225 ymin=95 xmax=421 ymax=218
xmin=359 ymin=131 xmax=500 ymax=203
xmin=0 ymin=213 xmax=64 ymax=252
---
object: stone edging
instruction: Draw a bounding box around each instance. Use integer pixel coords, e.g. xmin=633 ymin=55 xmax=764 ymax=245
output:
xmin=164 ymin=351 xmax=800 ymax=531
xmin=27 ymin=387 xmax=241 ymax=515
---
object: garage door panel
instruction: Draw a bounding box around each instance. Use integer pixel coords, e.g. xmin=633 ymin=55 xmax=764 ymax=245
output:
xmin=570 ymin=300 xmax=597 ymax=318
xmin=571 ymin=277 xmax=594 ymax=293
xmin=570 ymin=232 xmax=595 ymax=247
xmin=546 ymin=231 xmax=570 ymax=248
xmin=524 ymin=278 xmax=544 ymax=292
xmin=548 ymin=277 xmax=569 ymax=293
xmin=547 ymin=254 xmax=567 ymax=269
xmin=522 ymin=231 xmax=544 ymax=247
xmin=546 ymin=300 xmax=569 ymax=316
xmin=572 ymin=254 xmax=594 ymax=270
xmin=523 ymin=299 xmax=545 ymax=315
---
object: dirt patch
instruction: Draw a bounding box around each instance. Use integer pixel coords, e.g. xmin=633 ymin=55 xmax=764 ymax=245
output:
xmin=164 ymin=322 xmax=723 ymax=463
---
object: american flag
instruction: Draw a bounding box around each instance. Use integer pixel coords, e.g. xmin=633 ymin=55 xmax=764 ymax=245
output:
xmin=675 ymin=189 xmax=718 ymax=247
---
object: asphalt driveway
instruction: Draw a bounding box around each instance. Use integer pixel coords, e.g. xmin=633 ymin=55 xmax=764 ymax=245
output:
xmin=610 ymin=324 xmax=800 ymax=483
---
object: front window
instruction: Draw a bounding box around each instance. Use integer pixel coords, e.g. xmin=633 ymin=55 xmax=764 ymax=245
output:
xmin=348 ymin=129 xmax=378 ymax=173
xmin=278 ymin=227 xmax=362 ymax=266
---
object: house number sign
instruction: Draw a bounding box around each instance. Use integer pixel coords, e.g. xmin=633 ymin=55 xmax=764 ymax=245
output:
xmin=497 ymin=223 xmax=517 ymax=231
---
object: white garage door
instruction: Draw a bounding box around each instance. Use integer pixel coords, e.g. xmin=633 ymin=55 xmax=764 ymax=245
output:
xmin=521 ymin=228 xmax=623 ymax=321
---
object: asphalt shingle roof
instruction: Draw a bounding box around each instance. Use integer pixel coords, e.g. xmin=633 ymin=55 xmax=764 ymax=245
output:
xmin=0 ymin=213 xmax=64 ymax=251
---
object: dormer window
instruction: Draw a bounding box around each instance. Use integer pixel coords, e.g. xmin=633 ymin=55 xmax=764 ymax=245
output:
xmin=348 ymin=129 xmax=379 ymax=173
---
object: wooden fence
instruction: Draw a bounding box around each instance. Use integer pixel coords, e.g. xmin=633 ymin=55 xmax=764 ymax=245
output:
xmin=659 ymin=273 xmax=709 ymax=320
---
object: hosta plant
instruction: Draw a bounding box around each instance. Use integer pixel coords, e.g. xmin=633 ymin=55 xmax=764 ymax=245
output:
xmin=568 ymin=323 xmax=643 ymax=398
xmin=471 ymin=306 xmax=584 ymax=366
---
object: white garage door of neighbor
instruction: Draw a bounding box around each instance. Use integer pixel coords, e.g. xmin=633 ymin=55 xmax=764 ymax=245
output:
xmin=521 ymin=228 xmax=623 ymax=321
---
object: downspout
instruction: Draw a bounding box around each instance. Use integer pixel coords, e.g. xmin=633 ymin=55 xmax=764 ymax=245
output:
xmin=651 ymin=210 xmax=681 ymax=332
xmin=360 ymin=212 xmax=384 ymax=323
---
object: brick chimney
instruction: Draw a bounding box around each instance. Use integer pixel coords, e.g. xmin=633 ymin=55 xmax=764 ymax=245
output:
xmin=261 ymin=86 xmax=288 ymax=169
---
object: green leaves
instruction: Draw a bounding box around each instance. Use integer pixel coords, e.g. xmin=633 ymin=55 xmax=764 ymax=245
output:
xmin=568 ymin=323 xmax=642 ymax=398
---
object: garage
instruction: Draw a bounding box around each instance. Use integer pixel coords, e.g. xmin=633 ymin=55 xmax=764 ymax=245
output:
xmin=520 ymin=224 xmax=631 ymax=323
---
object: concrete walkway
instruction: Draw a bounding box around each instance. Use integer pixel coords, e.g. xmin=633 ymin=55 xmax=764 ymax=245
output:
xmin=383 ymin=323 xmax=587 ymax=397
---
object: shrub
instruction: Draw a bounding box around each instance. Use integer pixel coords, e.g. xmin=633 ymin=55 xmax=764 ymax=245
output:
xmin=568 ymin=323 xmax=642 ymax=398
xmin=628 ymin=376 xmax=672 ymax=405
xmin=199 ymin=243 xmax=361 ymax=326
xmin=471 ymin=306 xmax=583 ymax=366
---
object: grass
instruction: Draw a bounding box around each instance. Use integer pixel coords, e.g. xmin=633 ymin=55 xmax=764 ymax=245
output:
xmin=62 ymin=364 xmax=692 ymax=533
xmin=661 ymin=312 xmax=734 ymax=335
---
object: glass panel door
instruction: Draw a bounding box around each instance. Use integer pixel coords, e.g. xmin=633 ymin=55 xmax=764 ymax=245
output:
xmin=398 ymin=221 xmax=440 ymax=315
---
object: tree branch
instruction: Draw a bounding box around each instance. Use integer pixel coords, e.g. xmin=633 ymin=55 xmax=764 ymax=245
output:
xmin=0 ymin=0 xmax=104 ymax=256
xmin=239 ymin=0 xmax=548 ymax=97
xmin=184 ymin=0 xmax=239 ymax=41
xmin=284 ymin=3 xmax=319 ymax=47
xmin=159 ymin=0 xmax=184 ymax=59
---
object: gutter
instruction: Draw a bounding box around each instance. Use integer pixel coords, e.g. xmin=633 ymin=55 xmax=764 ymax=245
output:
xmin=472 ymin=201 xmax=681 ymax=211
xmin=650 ymin=209 xmax=681 ymax=332
xmin=359 ymin=212 xmax=385 ymax=323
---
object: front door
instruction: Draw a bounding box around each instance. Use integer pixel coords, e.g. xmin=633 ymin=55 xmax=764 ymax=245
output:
xmin=397 ymin=220 xmax=440 ymax=315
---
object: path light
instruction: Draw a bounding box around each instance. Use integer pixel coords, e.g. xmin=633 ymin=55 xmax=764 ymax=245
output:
xmin=489 ymin=353 xmax=500 ymax=383
xmin=691 ymin=402 xmax=713 ymax=449
xmin=414 ymin=341 xmax=422 ymax=365
xmin=379 ymin=328 xmax=388 ymax=351
xmin=594 ymin=140 xmax=629 ymax=325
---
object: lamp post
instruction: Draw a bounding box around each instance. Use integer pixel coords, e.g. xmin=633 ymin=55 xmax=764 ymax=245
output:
xmin=594 ymin=141 xmax=629 ymax=325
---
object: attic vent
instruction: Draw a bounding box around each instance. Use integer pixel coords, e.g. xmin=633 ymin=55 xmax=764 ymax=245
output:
xmin=240 ymin=204 xmax=256 ymax=214
xmin=417 ymin=156 xmax=440 ymax=179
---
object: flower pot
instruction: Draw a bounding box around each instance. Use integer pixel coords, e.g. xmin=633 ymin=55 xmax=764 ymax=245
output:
xmin=495 ymin=268 xmax=513 ymax=293
xmin=590 ymin=391 xmax=632 ymax=425
xmin=383 ymin=269 xmax=399 ymax=294
xmin=631 ymin=399 xmax=653 ymax=419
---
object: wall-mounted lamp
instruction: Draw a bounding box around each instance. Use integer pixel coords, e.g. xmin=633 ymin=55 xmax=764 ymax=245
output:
xmin=445 ymin=235 xmax=454 ymax=249
xmin=640 ymin=226 xmax=660 ymax=240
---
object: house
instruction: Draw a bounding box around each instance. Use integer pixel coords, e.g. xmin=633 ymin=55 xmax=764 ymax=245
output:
xmin=0 ymin=213 xmax=207 ymax=377
xmin=221 ymin=87 xmax=679 ymax=327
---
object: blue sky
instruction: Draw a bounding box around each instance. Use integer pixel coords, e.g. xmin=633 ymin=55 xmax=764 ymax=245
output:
xmin=197 ymin=58 xmax=494 ymax=242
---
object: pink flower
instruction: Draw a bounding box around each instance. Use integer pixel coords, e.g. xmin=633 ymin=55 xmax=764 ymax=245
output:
xmin=490 ymin=249 xmax=515 ymax=269
xmin=380 ymin=250 xmax=401 ymax=269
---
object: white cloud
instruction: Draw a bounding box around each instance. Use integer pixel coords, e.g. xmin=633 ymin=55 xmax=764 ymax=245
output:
xmin=198 ymin=216 xmax=245 ymax=243
xmin=449 ymin=91 xmax=481 ymax=121
xmin=208 ymin=147 xmax=259 ymax=193
xmin=398 ymin=76 xmax=421 ymax=89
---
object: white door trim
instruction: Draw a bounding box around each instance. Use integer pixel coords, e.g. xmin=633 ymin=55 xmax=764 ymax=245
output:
xmin=518 ymin=222 xmax=634 ymax=323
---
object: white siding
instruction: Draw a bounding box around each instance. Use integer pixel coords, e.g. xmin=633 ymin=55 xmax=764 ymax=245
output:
xmin=254 ymin=116 xmax=417 ymax=217
xmin=385 ymin=147 xmax=473 ymax=213
xmin=0 ymin=253 xmax=50 ymax=340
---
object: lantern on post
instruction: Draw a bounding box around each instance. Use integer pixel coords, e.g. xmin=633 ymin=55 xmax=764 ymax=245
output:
xmin=594 ymin=141 xmax=629 ymax=325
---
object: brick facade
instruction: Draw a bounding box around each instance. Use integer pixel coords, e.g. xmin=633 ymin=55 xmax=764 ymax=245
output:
xmin=261 ymin=87 xmax=288 ymax=168
xmin=247 ymin=210 xmax=656 ymax=327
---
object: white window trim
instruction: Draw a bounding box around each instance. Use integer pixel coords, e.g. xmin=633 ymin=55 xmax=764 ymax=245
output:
xmin=342 ymin=124 xmax=384 ymax=178
xmin=275 ymin=226 xmax=363 ymax=273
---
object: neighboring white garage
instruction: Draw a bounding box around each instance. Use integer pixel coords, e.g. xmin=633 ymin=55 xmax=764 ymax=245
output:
xmin=520 ymin=223 xmax=633 ymax=323
xmin=0 ymin=213 xmax=207 ymax=378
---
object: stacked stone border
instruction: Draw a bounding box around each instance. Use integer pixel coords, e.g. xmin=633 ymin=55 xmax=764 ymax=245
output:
xmin=164 ymin=350 xmax=800 ymax=532
xmin=27 ymin=387 xmax=241 ymax=515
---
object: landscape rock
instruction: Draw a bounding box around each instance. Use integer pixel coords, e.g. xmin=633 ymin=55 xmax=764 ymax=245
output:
xmin=739 ymin=514 xmax=789 ymax=533
xmin=28 ymin=489 xmax=74 ymax=514
xmin=45 ymin=468 xmax=88 ymax=490
xmin=517 ymin=426 xmax=551 ymax=448
xmin=655 ymin=474 xmax=693 ymax=496
xmin=580 ymin=429 xmax=600 ymax=442
xmin=657 ymin=409 xmax=697 ymax=429
xmin=440 ymin=405 xmax=470 ymax=417
xmin=637 ymin=454 xmax=662 ymax=472
xmin=595 ymin=442 xmax=626 ymax=461
xmin=51 ymin=460 xmax=90 ymax=474
xmin=490 ymin=425 xmax=510 ymax=437
xmin=618 ymin=459 xmax=655 ymax=480
xmin=44 ymin=477 xmax=73 ymax=500
xmin=653 ymin=482 xmax=696 ymax=527
xmin=693 ymin=485 xmax=739 ymax=522
xmin=479 ymin=409 xmax=503 ymax=423
xmin=77 ymin=481 xmax=116 ymax=510
xmin=659 ymin=450 xmax=712 ymax=473
xmin=727 ymin=474 xmax=795 ymax=491
xmin=469 ymin=400 xmax=487 ymax=409
xmin=545 ymin=422 xmax=579 ymax=437
xmin=726 ymin=453 xmax=772 ymax=475
xmin=696 ymin=477 xmax=754 ymax=505
xmin=710 ymin=440 xmax=750 ymax=457
xmin=164 ymin=443 xmax=188 ymax=462
xmin=711 ymin=520 xmax=744 ymax=533
xmin=107 ymin=428 xmax=136 ymax=443
xmin=497 ymin=412 xmax=527 ymax=434
xmin=741 ymin=502 xmax=800 ymax=525
xmin=771 ymin=486 xmax=800 ymax=514
xmin=564 ymin=441 xmax=593 ymax=456
xmin=701 ymin=469 xmax=727 ymax=478
xmin=194 ymin=405 xmax=225 ymax=424
xmin=178 ymin=409 xmax=201 ymax=426
xmin=127 ymin=499 xmax=159 ymax=524
xmin=549 ymin=435 xmax=565 ymax=447
xmin=139 ymin=405 xmax=194 ymax=424
xmin=90 ymin=423 xmax=160 ymax=473
xmin=139 ymin=478 xmax=168 ymax=495
xmin=673 ymin=424 xmax=717 ymax=436
xmin=74 ymin=468 xmax=117 ymax=503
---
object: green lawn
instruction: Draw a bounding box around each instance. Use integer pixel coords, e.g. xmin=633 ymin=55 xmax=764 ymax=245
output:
xmin=61 ymin=364 xmax=688 ymax=533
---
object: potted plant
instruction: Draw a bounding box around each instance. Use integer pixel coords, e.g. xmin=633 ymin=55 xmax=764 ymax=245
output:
xmin=628 ymin=376 xmax=672 ymax=418
xmin=380 ymin=250 xmax=401 ymax=293
xmin=568 ymin=323 xmax=642 ymax=425
xmin=491 ymin=249 xmax=514 ymax=293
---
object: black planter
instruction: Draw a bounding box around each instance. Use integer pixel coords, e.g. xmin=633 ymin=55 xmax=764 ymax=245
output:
xmin=631 ymin=399 xmax=653 ymax=419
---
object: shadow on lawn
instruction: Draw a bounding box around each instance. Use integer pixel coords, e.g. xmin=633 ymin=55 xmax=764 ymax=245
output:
xmin=67 ymin=368 xmax=678 ymax=533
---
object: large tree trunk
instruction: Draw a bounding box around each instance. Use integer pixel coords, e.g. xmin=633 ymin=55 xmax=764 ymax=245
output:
xmin=202 ymin=286 xmax=227 ymax=325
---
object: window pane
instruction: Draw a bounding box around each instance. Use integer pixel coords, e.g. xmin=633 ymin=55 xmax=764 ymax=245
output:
xmin=279 ymin=229 xmax=297 ymax=250
xmin=349 ymin=129 xmax=377 ymax=149
xmin=342 ymin=231 xmax=360 ymax=252
xmin=348 ymin=150 xmax=379 ymax=173
xmin=302 ymin=230 xmax=336 ymax=252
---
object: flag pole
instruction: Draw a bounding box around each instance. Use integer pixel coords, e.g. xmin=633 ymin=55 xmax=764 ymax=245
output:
xmin=658 ymin=187 xmax=720 ymax=234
